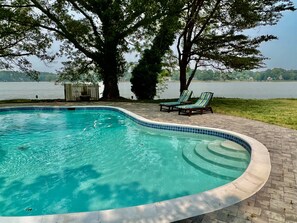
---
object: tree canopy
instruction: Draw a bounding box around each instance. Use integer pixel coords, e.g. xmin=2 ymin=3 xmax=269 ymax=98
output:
xmin=177 ymin=0 xmax=295 ymax=93
xmin=0 ymin=0 xmax=295 ymax=99
xmin=0 ymin=2 xmax=53 ymax=79
xmin=0 ymin=0 xmax=174 ymax=99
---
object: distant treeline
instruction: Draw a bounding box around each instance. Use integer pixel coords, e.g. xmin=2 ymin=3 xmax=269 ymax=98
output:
xmin=1 ymin=68 xmax=297 ymax=82
xmin=170 ymin=68 xmax=297 ymax=81
xmin=0 ymin=71 xmax=58 ymax=82
xmin=120 ymin=68 xmax=297 ymax=82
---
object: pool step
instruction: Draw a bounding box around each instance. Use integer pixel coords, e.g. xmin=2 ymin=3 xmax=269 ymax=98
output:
xmin=221 ymin=140 xmax=247 ymax=153
xmin=194 ymin=144 xmax=249 ymax=171
xmin=207 ymin=141 xmax=249 ymax=161
xmin=182 ymin=145 xmax=243 ymax=180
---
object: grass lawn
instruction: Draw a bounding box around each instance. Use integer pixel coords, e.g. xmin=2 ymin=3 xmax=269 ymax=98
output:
xmin=211 ymin=98 xmax=297 ymax=130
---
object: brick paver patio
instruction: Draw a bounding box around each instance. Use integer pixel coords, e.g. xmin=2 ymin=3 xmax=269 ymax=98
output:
xmin=1 ymin=102 xmax=297 ymax=223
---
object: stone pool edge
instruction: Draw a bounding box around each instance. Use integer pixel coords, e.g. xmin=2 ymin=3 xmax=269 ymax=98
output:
xmin=0 ymin=106 xmax=271 ymax=223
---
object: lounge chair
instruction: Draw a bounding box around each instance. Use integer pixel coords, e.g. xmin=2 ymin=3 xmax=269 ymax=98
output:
xmin=159 ymin=90 xmax=192 ymax=112
xmin=177 ymin=92 xmax=214 ymax=116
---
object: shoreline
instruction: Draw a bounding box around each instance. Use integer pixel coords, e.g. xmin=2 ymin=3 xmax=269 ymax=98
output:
xmin=1 ymin=82 xmax=297 ymax=101
xmin=1 ymin=80 xmax=297 ymax=83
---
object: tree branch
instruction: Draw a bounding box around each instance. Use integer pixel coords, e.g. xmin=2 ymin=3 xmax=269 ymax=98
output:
xmin=30 ymin=0 xmax=95 ymax=59
xmin=177 ymin=0 xmax=204 ymax=66
xmin=186 ymin=58 xmax=200 ymax=88
xmin=120 ymin=13 xmax=161 ymax=39
xmin=0 ymin=52 xmax=31 ymax=57
xmin=192 ymin=0 xmax=222 ymax=43
xmin=0 ymin=4 xmax=35 ymax=8
xmin=67 ymin=0 xmax=102 ymax=45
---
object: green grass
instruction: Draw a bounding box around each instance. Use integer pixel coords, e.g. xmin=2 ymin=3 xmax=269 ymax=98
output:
xmin=0 ymin=99 xmax=65 ymax=104
xmin=211 ymin=98 xmax=297 ymax=130
xmin=0 ymin=99 xmax=34 ymax=104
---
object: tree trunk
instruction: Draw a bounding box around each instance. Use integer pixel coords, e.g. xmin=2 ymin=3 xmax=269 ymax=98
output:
xmin=186 ymin=61 xmax=199 ymax=89
xmin=101 ymin=41 xmax=120 ymax=100
xmin=179 ymin=45 xmax=190 ymax=94
xmin=179 ymin=63 xmax=188 ymax=94
xmin=102 ymin=75 xmax=120 ymax=99
xmin=178 ymin=42 xmax=192 ymax=94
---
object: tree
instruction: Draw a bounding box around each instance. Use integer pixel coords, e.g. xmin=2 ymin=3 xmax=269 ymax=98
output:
xmin=0 ymin=0 xmax=172 ymax=99
xmin=130 ymin=1 xmax=182 ymax=100
xmin=0 ymin=3 xmax=53 ymax=79
xmin=177 ymin=0 xmax=295 ymax=93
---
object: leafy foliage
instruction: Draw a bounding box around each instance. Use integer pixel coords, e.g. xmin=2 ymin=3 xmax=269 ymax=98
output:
xmin=0 ymin=0 xmax=173 ymax=99
xmin=0 ymin=2 xmax=54 ymax=79
xmin=130 ymin=1 xmax=182 ymax=99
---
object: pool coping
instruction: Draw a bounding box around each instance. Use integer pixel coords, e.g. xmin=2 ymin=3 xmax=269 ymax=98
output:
xmin=0 ymin=106 xmax=271 ymax=223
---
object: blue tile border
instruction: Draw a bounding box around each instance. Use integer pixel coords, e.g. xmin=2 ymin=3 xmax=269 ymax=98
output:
xmin=0 ymin=106 xmax=251 ymax=153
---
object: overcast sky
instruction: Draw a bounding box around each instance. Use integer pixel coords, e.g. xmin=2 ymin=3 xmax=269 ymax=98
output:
xmin=32 ymin=2 xmax=297 ymax=73
xmin=256 ymin=1 xmax=297 ymax=70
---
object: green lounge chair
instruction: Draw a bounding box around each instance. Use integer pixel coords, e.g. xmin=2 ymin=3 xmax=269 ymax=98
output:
xmin=159 ymin=90 xmax=192 ymax=112
xmin=177 ymin=92 xmax=214 ymax=116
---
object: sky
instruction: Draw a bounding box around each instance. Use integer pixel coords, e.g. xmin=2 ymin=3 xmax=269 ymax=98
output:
xmin=255 ymin=1 xmax=297 ymax=70
xmin=32 ymin=2 xmax=297 ymax=73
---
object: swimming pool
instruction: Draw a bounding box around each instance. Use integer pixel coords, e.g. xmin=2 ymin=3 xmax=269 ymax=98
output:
xmin=0 ymin=106 xmax=271 ymax=222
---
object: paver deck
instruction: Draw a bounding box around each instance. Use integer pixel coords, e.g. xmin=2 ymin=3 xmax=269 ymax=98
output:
xmin=1 ymin=101 xmax=296 ymax=223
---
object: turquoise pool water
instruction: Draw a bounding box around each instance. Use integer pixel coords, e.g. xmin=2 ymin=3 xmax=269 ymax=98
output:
xmin=0 ymin=108 xmax=250 ymax=216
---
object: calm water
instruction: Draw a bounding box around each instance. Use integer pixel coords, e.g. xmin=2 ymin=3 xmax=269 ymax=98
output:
xmin=0 ymin=81 xmax=296 ymax=100
xmin=0 ymin=108 xmax=249 ymax=216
